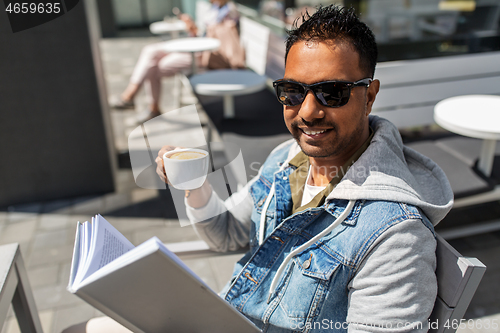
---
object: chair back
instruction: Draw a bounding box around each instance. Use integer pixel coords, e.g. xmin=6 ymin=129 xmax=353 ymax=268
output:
xmin=239 ymin=16 xmax=271 ymax=75
xmin=373 ymin=51 xmax=500 ymax=129
xmin=195 ymin=0 xmax=212 ymax=36
xmin=429 ymin=234 xmax=486 ymax=333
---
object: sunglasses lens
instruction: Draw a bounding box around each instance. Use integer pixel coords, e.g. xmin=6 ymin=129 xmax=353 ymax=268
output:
xmin=315 ymin=82 xmax=350 ymax=107
xmin=275 ymin=82 xmax=305 ymax=106
xmin=275 ymin=81 xmax=352 ymax=107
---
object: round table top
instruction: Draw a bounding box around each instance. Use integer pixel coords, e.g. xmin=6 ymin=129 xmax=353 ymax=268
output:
xmin=161 ymin=37 xmax=220 ymax=53
xmin=149 ymin=20 xmax=187 ymax=35
xmin=190 ymin=69 xmax=267 ymax=96
xmin=434 ymin=95 xmax=500 ymax=140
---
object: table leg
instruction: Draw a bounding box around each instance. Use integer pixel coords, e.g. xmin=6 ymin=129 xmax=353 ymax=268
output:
xmin=478 ymin=139 xmax=497 ymax=176
xmin=173 ymin=73 xmax=181 ymax=109
xmin=191 ymin=53 xmax=196 ymax=74
xmin=223 ymin=95 xmax=235 ymax=118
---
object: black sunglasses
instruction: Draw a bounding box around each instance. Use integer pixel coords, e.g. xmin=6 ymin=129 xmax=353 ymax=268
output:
xmin=272 ymin=78 xmax=372 ymax=107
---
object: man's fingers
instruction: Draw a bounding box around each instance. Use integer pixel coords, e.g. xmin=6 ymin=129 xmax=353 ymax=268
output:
xmin=156 ymin=164 xmax=167 ymax=183
xmin=155 ymin=157 xmax=165 ymax=174
xmin=156 ymin=145 xmax=184 ymax=184
xmin=157 ymin=145 xmax=182 ymax=159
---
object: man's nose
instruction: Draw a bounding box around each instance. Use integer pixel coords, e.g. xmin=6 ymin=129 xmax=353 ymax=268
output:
xmin=298 ymin=90 xmax=325 ymax=122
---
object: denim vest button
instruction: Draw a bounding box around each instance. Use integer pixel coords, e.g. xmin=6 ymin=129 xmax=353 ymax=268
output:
xmin=283 ymin=176 xmax=288 ymax=180
xmin=257 ymin=199 xmax=265 ymax=207
xmin=302 ymin=259 xmax=311 ymax=269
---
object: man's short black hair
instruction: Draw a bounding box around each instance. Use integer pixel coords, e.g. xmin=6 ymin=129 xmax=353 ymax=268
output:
xmin=285 ymin=5 xmax=378 ymax=78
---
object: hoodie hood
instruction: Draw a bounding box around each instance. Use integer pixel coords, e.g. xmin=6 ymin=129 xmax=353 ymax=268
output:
xmin=283 ymin=116 xmax=454 ymax=226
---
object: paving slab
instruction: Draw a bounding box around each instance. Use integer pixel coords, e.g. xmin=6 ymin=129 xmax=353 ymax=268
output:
xmin=6 ymin=212 xmax=38 ymax=224
xmin=27 ymin=244 xmax=75 ymax=268
xmin=130 ymin=188 xmax=158 ymax=203
xmin=39 ymin=214 xmax=71 ymax=231
xmin=72 ymin=197 xmax=105 ymax=215
xmin=59 ymin=262 xmax=72 ymax=288
xmin=33 ymin=285 xmax=85 ymax=312
xmin=27 ymin=264 xmax=60 ymax=288
xmin=182 ymin=257 xmax=220 ymax=292
xmin=32 ymin=229 xmax=71 ymax=250
xmin=101 ymin=193 xmax=132 ymax=212
xmin=51 ymin=303 xmax=96 ymax=333
xmin=0 ymin=219 xmax=37 ymax=244
xmin=131 ymin=224 xmax=199 ymax=244
xmin=105 ymin=216 xmax=165 ymax=229
xmin=39 ymin=310 xmax=55 ymax=333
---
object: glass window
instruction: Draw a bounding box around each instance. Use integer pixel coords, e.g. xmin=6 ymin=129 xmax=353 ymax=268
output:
xmin=236 ymin=0 xmax=500 ymax=62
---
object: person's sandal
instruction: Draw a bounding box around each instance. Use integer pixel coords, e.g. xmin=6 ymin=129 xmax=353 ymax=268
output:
xmin=110 ymin=96 xmax=135 ymax=110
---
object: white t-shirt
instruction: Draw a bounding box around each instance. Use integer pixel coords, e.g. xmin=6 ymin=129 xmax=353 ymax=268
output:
xmin=300 ymin=166 xmax=327 ymax=207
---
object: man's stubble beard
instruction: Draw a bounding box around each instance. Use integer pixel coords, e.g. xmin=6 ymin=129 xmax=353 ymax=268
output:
xmin=291 ymin=118 xmax=366 ymax=159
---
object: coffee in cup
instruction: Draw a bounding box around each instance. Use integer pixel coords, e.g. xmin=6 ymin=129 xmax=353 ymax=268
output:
xmin=163 ymin=148 xmax=209 ymax=190
xmin=167 ymin=151 xmax=206 ymax=160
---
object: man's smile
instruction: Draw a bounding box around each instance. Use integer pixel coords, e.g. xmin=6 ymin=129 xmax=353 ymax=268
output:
xmin=299 ymin=127 xmax=333 ymax=139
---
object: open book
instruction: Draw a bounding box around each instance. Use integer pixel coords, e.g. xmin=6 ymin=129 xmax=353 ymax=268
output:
xmin=68 ymin=215 xmax=260 ymax=333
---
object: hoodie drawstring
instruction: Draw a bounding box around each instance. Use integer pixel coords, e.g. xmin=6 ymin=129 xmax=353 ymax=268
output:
xmin=266 ymin=200 xmax=356 ymax=303
xmin=258 ymin=182 xmax=275 ymax=246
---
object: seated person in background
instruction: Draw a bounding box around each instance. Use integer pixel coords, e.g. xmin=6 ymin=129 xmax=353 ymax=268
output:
xmin=111 ymin=0 xmax=241 ymax=123
xmin=156 ymin=5 xmax=453 ymax=332
xmin=63 ymin=5 xmax=453 ymax=333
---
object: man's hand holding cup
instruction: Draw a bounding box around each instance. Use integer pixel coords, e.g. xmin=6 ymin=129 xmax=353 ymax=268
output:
xmin=155 ymin=145 xmax=212 ymax=208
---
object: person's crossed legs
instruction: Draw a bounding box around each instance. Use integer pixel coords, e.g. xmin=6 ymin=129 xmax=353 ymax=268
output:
xmin=114 ymin=42 xmax=192 ymax=119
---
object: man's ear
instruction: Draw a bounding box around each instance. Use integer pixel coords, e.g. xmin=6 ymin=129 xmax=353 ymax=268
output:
xmin=365 ymin=79 xmax=380 ymax=116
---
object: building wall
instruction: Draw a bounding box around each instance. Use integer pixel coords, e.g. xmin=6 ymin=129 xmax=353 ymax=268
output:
xmin=0 ymin=0 xmax=115 ymax=207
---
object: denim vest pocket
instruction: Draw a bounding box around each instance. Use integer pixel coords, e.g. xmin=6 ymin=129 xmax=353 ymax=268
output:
xmin=250 ymin=179 xmax=274 ymax=215
xmin=278 ymin=246 xmax=341 ymax=324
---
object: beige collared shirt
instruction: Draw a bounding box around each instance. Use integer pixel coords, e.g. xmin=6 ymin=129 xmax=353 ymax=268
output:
xmin=288 ymin=128 xmax=374 ymax=214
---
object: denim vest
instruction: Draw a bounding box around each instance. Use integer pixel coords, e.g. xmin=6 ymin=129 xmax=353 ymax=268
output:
xmin=222 ymin=143 xmax=434 ymax=333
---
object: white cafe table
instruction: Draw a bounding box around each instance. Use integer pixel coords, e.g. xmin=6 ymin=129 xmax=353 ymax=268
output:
xmin=161 ymin=37 xmax=220 ymax=74
xmin=149 ymin=20 xmax=187 ymax=39
xmin=434 ymin=95 xmax=500 ymax=176
xmin=190 ymin=69 xmax=267 ymax=118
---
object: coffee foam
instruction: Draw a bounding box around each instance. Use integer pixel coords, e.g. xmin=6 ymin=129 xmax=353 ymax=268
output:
xmin=168 ymin=151 xmax=206 ymax=160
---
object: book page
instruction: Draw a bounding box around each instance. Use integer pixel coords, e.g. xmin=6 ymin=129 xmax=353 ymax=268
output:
xmin=83 ymin=215 xmax=134 ymax=283
xmin=68 ymin=222 xmax=82 ymax=286
xmin=97 ymin=227 xmax=134 ymax=269
xmin=73 ymin=221 xmax=92 ymax=287
xmin=72 ymin=215 xmax=134 ymax=289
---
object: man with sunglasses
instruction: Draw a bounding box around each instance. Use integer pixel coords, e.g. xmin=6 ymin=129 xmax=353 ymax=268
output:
xmin=156 ymin=5 xmax=453 ymax=332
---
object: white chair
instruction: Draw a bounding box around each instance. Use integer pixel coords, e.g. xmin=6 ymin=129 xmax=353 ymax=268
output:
xmin=429 ymin=234 xmax=486 ymax=333
xmin=0 ymin=243 xmax=43 ymax=333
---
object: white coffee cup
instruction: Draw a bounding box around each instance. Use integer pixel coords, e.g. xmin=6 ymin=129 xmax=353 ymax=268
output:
xmin=163 ymin=148 xmax=209 ymax=190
